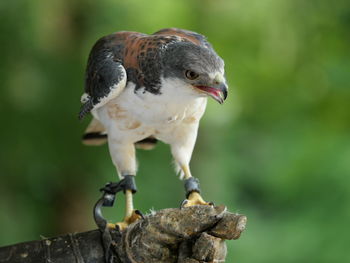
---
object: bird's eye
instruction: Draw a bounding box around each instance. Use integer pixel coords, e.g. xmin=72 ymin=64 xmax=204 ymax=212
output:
xmin=185 ymin=70 xmax=199 ymax=80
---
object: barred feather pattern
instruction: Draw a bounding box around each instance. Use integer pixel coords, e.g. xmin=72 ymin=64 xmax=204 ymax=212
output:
xmin=79 ymin=100 xmax=94 ymax=120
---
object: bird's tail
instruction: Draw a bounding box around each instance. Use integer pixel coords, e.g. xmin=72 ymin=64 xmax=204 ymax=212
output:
xmin=82 ymin=118 xmax=107 ymax=146
xmin=135 ymin=137 xmax=158 ymax=150
xmin=82 ymin=118 xmax=158 ymax=150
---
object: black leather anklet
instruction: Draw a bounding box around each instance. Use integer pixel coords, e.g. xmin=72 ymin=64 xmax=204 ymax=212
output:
xmin=122 ymin=174 xmax=137 ymax=194
xmin=184 ymin=177 xmax=201 ymax=198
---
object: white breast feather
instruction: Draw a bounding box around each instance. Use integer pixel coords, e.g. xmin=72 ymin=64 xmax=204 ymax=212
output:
xmin=95 ymin=77 xmax=207 ymax=144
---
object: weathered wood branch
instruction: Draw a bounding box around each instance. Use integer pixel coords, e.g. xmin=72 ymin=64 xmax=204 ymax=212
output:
xmin=0 ymin=206 xmax=246 ymax=263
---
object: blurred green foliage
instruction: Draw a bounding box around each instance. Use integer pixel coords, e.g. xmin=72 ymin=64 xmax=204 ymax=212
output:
xmin=1 ymin=0 xmax=350 ymax=262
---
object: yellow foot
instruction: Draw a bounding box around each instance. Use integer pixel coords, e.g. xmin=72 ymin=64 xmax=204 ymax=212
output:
xmin=107 ymin=210 xmax=143 ymax=231
xmin=182 ymin=192 xmax=214 ymax=208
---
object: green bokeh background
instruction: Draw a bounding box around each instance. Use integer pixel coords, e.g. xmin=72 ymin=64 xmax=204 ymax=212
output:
xmin=1 ymin=0 xmax=349 ymax=262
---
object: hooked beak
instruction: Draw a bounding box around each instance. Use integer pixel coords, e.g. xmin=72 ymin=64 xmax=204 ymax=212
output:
xmin=195 ymin=82 xmax=228 ymax=104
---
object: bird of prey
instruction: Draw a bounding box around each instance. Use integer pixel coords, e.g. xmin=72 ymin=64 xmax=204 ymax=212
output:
xmin=79 ymin=28 xmax=228 ymax=229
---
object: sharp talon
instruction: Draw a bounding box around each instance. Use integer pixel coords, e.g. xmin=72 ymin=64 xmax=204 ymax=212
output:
xmin=127 ymin=209 xmax=142 ymax=223
xmin=180 ymin=199 xmax=188 ymax=209
xmin=135 ymin=209 xmax=145 ymax=219
xmin=208 ymin=201 xmax=215 ymax=206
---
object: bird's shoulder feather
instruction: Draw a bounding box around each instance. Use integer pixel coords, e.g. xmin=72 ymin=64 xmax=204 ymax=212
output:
xmin=152 ymin=28 xmax=213 ymax=49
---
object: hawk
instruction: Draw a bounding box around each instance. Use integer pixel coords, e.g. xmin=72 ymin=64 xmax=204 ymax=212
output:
xmin=79 ymin=28 xmax=228 ymax=229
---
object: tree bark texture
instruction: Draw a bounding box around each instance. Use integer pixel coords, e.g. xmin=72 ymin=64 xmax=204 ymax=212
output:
xmin=0 ymin=206 xmax=246 ymax=263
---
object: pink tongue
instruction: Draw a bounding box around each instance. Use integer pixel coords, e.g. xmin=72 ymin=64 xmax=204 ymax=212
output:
xmin=197 ymin=86 xmax=220 ymax=97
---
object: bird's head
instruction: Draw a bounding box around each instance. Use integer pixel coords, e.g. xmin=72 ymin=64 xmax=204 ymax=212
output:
xmin=162 ymin=41 xmax=228 ymax=104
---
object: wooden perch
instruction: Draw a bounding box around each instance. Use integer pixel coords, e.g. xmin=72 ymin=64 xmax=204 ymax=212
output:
xmin=0 ymin=206 xmax=246 ymax=263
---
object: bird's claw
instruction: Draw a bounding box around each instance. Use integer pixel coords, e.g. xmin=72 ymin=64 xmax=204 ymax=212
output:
xmin=108 ymin=209 xmax=144 ymax=231
xmin=181 ymin=192 xmax=214 ymax=209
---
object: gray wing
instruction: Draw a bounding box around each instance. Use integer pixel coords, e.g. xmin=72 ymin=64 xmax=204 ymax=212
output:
xmin=79 ymin=43 xmax=126 ymax=120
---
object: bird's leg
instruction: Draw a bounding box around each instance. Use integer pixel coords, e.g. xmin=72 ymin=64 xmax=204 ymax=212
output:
xmin=181 ymin=165 xmax=212 ymax=207
xmin=105 ymin=138 xmax=143 ymax=230
xmin=113 ymin=190 xmax=143 ymax=231
xmin=168 ymin=123 xmax=211 ymax=207
xmin=107 ymin=175 xmax=143 ymax=231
